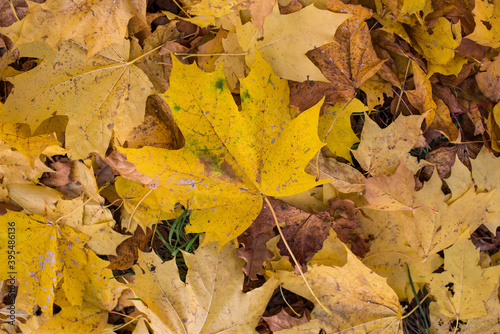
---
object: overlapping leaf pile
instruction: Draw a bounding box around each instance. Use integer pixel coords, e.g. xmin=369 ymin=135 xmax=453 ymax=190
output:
xmin=0 ymin=0 xmax=499 ymax=333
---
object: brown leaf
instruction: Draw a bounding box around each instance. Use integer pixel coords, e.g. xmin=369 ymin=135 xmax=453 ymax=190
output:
xmin=425 ymin=146 xmax=458 ymax=179
xmin=262 ymin=309 xmax=309 ymax=332
xmin=236 ymin=235 xmax=273 ymax=280
xmin=0 ymin=0 xmax=28 ymax=27
xmin=103 ymin=150 xmax=158 ymax=188
xmin=40 ymin=158 xmax=85 ymax=199
xmin=107 ymin=227 xmax=153 ymax=270
xmin=278 ymin=212 xmax=330 ymax=273
xmin=326 ymin=198 xmax=370 ymax=257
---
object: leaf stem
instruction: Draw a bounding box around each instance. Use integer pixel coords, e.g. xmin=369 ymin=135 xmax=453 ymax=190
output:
xmin=126 ymin=187 xmax=154 ymax=231
xmin=127 ymin=45 xmax=164 ymax=66
xmin=263 ymin=195 xmax=333 ymax=316
xmin=54 ymin=183 xmax=109 ymax=225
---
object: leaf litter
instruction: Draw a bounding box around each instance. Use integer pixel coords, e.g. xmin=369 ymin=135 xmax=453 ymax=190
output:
xmin=0 ymin=0 xmax=499 ymax=332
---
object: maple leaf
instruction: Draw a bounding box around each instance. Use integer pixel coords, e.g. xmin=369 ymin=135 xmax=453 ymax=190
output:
xmin=235 ymin=4 xmax=351 ymax=82
xmin=128 ymin=241 xmax=279 ymax=333
xmin=429 ymin=230 xmax=500 ymax=321
xmin=1 ymin=39 xmax=154 ymax=159
xmin=409 ymin=17 xmax=461 ymax=66
xmin=357 ymin=208 xmax=443 ymax=299
xmin=462 ymin=287 xmax=500 ymax=333
xmin=303 ymin=1 xmax=385 ymax=102
xmin=0 ymin=211 xmax=89 ymax=314
xmin=402 ymin=170 xmax=492 ymax=259
xmin=277 ymin=240 xmax=403 ymax=333
xmin=352 ymin=114 xmax=427 ymax=176
xmin=470 ymin=147 xmax=500 ymax=233
xmin=120 ymin=52 xmax=327 ymax=246
xmin=0 ymin=0 xmax=144 ymax=59
xmin=465 ymin=0 xmax=500 ymax=48
xmin=318 ymin=98 xmax=366 ymax=163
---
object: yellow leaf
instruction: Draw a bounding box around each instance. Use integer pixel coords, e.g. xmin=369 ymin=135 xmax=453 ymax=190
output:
xmin=1 ymin=40 xmax=154 ymax=159
xmin=462 ymin=287 xmax=500 ymax=333
xmin=278 ymin=244 xmax=403 ymax=333
xmin=410 ymin=17 xmax=461 ymax=65
xmin=0 ymin=0 xmax=142 ymax=58
xmin=0 ymin=211 xmax=89 ymax=314
xmin=402 ymin=171 xmax=493 ymax=258
xmin=470 ymin=147 xmax=500 ymax=233
xmin=0 ymin=123 xmax=60 ymax=168
xmin=429 ymin=230 xmax=500 ymax=320
xmin=445 ymin=156 xmax=473 ymax=201
xmin=465 ymin=0 xmax=500 ymax=48
xmin=115 ymin=177 xmax=178 ymax=232
xmin=120 ymin=52 xmax=327 ymax=246
xmin=188 ymin=0 xmax=243 ymax=27
xmin=357 ymin=208 xmax=443 ymax=299
xmin=363 ymin=162 xmax=415 ymax=211
xmin=236 ymin=4 xmax=350 ymax=82
xmin=318 ymin=99 xmax=366 ymax=163
xmin=352 ymin=114 xmax=427 ymax=176
xmin=7 ymin=184 xmax=61 ymax=215
xmin=405 ymin=61 xmax=436 ymax=124
xmin=28 ymin=302 xmax=107 ymax=334
xmin=129 ymin=241 xmax=279 ymax=333
xmin=0 ymin=142 xmax=53 ymax=184
xmin=82 ymin=251 xmax=126 ymax=311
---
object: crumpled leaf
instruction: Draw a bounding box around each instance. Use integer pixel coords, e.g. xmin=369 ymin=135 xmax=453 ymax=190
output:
xmin=236 ymin=4 xmax=350 ymax=82
xmin=1 ymin=39 xmax=154 ymax=159
xmin=120 ymin=52 xmax=327 ymax=246
xmin=429 ymin=230 xmax=500 ymax=320
xmin=476 ymin=56 xmax=500 ymax=103
xmin=128 ymin=241 xmax=279 ymax=333
xmin=0 ymin=0 xmax=143 ymax=58
xmin=305 ymin=151 xmax=365 ymax=193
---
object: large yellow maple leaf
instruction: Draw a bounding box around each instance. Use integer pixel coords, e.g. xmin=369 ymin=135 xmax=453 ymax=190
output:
xmin=120 ymin=53 xmax=326 ymax=246
xmin=0 ymin=40 xmax=154 ymax=159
